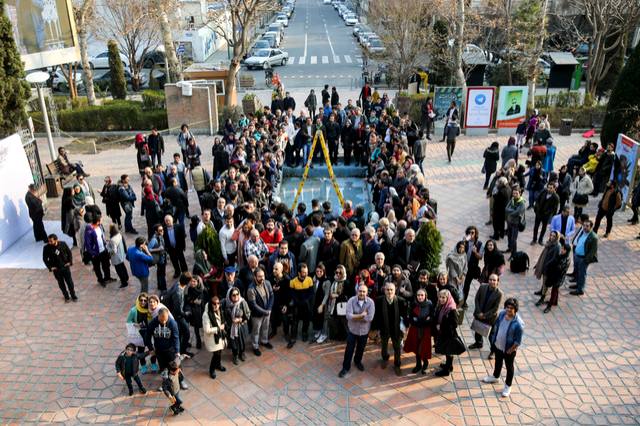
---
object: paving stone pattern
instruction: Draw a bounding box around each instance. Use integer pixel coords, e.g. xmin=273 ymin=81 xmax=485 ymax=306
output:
xmin=0 ymin=133 xmax=639 ymax=424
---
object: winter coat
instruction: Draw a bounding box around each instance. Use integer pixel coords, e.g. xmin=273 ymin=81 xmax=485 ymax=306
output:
xmin=107 ymin=233 xmax=127 ymax=265
xmin=483 ymin=147 xmax=500 ymax=175
xmin=571 ymin=175 xmax=594 ymax=207
xmin=434 ymin=308 xmax=465 ymax=355
xmin=202 ymin=304 xmax=226 ymax=352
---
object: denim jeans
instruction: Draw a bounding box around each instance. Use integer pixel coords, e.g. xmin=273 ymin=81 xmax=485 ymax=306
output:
xmin=507 ymin=223 xmax=520 ymax=253
xmin=124 ymin=208 xmax=134 ymax=232
xmin=342 ymin=332 xmax=368 ymax=372
xmin=574 ymin=254 xmax=588 ymax=292
xmin=303 ymin=143 xmax=312 ymax=166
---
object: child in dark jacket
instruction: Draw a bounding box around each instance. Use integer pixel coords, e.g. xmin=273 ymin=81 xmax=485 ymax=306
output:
xmin=115 ymin=343 xmax=147 ymax=396
xmin=162 ymin=361 xmax=185 ymax=415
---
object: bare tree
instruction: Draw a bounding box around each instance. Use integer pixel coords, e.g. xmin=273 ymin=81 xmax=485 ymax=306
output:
xmin=367 ymin=0 xmax=431 ymax=90
xmin=151 ymin=0 xmax=182 ymax=83
xmin=73 ymin=0 xmax=97 ymax=105
xmin=566 ymin=0 xmax=640 ymax=97
xmin=95 ymin=0 xmax=161 ymax=91
xmin=453 ymin=0 xmax=466 ymax=92
xmin=206 ymin=0 xmax=277 ymax=106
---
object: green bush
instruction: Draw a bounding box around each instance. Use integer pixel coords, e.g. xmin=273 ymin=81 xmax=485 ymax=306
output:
xmin=31 ymin=100 xmax=167 ymax=132
xmin=218 ymin=105 xmax=243 ymax=129
xmin=416 ymin=221 xmax=443 ymax=278
xmin=535 ymin=92 xmax=582 ymax=109
xmin=537 ymin=106 xmax=606 ymax=129
xmin=142 ymin=90 xmax=166 ymax=110
xmin=108 ymin=40 xmax=127 ymax=100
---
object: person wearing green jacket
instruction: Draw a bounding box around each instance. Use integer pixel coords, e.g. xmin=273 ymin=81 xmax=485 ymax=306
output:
xmin=504 ymin=188 xmax=526 ymax=258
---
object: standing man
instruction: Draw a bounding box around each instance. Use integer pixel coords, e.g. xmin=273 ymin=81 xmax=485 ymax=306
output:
xmin=504 ymin=187 xmax=526 ymax=257
xmin=165 ymin=273 xmax=194 ymax=358
xmin=164 ymin=178 xmax=189 ymax=225
xmin=163 ymin=215 xmax=188 ymax=279
xmin=339 ymin=284 xmax=375 ymax=378
xmin=374 ymin=282 xmax=408 ymax=376
xmin=127 ymin=236 xmax=154 ymax=293
xmin=118 ymin=174 xmax=138 ymax=234
xmin=325 ymin=114 xmax=341 ymax=164
xmin=287 ymin=263 xmax=314 ymax=348
xmin=569 ymin=219 xmax=598 ymax=296
xmin=550 ymin=205 xmax=576 ymax=240
xmin=532 ymin=183 xmax=560 ymax=245
xmin=304 ymin=89 xmax=317 ymax=120
xmin=283 ymin=92 xmax=296 ymax=112
xmin=25 ymin=184 xmax=47 ymax=242
xmin=84 ymin=216 xmax=116 ymax=286
xmin=321 ymin=84 xmax=331 ymax=106
xmin=145 ymin=307 xmax=188 ymax=391
xmin=43 ymin=234 xmax=76 ymax=302
xmin=468 ymin=274 xmax=504 ymax=351
xmin=246 ymin=267 xmax=274 ymax=356
xmin=147 ymin=128 xmax=165 ymax=167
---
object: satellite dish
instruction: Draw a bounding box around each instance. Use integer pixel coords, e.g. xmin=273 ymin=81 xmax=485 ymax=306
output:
xmin=26 ymin=71 xmax=50 ymax=84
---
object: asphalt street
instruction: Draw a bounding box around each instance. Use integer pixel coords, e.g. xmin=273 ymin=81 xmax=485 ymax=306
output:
xmin=242 ymin=0 xmax=366 ymax=89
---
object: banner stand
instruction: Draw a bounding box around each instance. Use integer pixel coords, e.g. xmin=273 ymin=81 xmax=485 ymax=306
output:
xmin=497 ymin=128 xmax=514 ymax=136
xmin=466 ymin=128 xmax=489 ymax=136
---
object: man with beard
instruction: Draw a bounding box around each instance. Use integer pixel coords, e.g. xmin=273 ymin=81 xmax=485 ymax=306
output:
xmin=317 ymin=226 xmax=341 ymax=279
xmin=268 ymin=240 xmax=297 ymax=278
xmin=287 ymin=263 xmax=314 ymax=348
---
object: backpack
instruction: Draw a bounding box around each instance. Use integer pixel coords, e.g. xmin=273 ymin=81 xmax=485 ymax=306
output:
xmin=510 ymin=251 xmax=529 ymax=273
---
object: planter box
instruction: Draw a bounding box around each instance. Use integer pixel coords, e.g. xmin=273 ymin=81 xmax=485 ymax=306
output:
xmin=239 ymin=75 xmax=255 ymax=88
xmin=242 ymin=97 xmax=262 ymax=115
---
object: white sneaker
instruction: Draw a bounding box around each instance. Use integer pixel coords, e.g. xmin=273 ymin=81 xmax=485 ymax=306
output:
xmin=316 ymin=334 xmax=327 ymax=344
xmin=501 ymin=385 xmax=511 ymax=397
xmin=482 ymin=375 xmax=498 ymax=384
xmin=313 ymin=331 xmax=321 ymax=340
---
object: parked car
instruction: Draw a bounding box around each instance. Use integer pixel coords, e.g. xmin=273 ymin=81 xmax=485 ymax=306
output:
xmin=252 ymin=40 xmax=271 ymax=52
xmin=89 ymin=51 xmax=129 ymax=70
xmin=93 ymin=69 xmax=148 ymax=91
xmin=244 ymin=49 xmax=289 ymax=70
xmin=260 ymin=35 xmax=277 ymax=48
xmin=367 ymin=37 xmax=385 ymax=54
xmin=359 ymin=32 xmax=377 ymax=46
xmin=264 ymin=31 xmax=281 ymax=47
xmin=344 ymin=13 xmax=358 ymax=26
xmin=338 ymin=6 xmax=350 ymax=18
xmin=323 ymin=0 xmax=331 ymax=4
xmin=333 ymin=0 xmax=346 ymax=8
xmin=50 ymin=69 xmax=84 ymax=92
xmin=268 ymin=22 xmax=284 ymax=38
xmin=353 ymin=23 xmax=368 ymax=37
xmin=276 ymin=14 xmax=289 ymax=27
xmin=141 ymin=50 xmax=166 ymax=69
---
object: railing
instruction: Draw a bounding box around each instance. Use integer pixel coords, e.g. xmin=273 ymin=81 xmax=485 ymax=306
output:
xmin=20 ymin=129 xmax=46 ymax=197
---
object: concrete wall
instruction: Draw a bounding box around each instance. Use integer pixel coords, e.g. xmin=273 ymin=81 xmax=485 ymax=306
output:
xmin=165 ymin=83 xmax=219 ymax=135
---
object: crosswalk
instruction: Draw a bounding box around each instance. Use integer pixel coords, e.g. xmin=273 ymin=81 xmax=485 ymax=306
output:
xmin=287 ymin=55 xmax=362 ymax=66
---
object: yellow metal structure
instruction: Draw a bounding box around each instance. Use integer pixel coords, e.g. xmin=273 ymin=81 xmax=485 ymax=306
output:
xmin=290 ymin=130 xmax=345 ymax=211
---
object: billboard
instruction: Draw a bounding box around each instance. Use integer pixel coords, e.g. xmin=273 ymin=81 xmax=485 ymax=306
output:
xmin=465 ymin=87 xmax=495 ymax=128
xmin=4 ymin=0 xmax=80 ymax=70
xmin=434 ymin=86 xmax=464 ymax=125
xmin=496 ymin=86 xmax=528 ymax=128
xmin=611 ymin=134 xmax=639 ymax=209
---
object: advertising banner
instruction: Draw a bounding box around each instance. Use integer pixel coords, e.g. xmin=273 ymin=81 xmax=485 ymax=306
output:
xmin=496 ymin=86 xmax=528 ymax=128
xmin=465 ymin=87 xmax=495 ymax=128
xmin=434 ymin=86 xmax=463 ymax=125
xmin=4 ymin=0 xmax=79 ymax=70
xmin=611 ymin=134 xmax=639 ymax=209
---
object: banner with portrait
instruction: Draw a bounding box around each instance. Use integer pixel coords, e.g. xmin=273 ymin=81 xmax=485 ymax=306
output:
xmin=611 ymin=134 xmax=639 ymax=209
xmin=496 ymin=86 xmax=528 ymax=128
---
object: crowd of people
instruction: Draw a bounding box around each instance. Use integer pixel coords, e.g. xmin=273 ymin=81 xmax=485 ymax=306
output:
xmin=32 ymin=85 xmax=640 ymax=415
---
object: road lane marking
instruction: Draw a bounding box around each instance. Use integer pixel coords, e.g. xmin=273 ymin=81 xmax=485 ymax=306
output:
xmin=288 ymin=56 xmax=295 ymax=64
xmin=310 ymin=56 xmax=317 ymax=64
xmin=344 ymin=55 xmax=352 ymax=63
xmin=334 ymin=56 xmax=341 ymax=63
xmin=356 ymin=58 xmax=363 ymax=63
xmin=324 ymin=23 xmax=336 ymax=57
xmin=299 ymin=56 xmax=306 ymax=65
xmin=303 ymin=32 xmax=308 ymax=59
xmin=322 ymin=56 xmax=329 ymax=64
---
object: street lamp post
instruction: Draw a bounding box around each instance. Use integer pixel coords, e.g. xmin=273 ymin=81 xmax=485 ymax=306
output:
xmin=26 ymin=71 xmax=56 ymax=162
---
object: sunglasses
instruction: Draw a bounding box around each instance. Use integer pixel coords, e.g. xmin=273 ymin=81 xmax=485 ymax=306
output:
xmin=140 ymin=299 xmax=148 ymax=302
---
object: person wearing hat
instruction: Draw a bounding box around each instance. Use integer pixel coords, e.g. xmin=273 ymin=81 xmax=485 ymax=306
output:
xmin=219 ymin=265 xmax=242 ymax=299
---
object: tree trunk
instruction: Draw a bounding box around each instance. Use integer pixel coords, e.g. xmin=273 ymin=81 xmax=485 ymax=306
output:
xmin=454 ymin=0 xmax=466 ymax=92
xmin=155 ymin=0 xmax=182 ymax=83
xmin=225 ymin=60 xmax=240 ymax=107
xmin=527 ymin=0 xmax=549 ymax=109
xmin=505 ymin=1 xmax=513 ymax=86
xmin=78 ymin=25 xmax=97 ymax=105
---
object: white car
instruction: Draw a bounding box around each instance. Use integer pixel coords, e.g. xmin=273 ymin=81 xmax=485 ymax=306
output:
xmin=323 ymin=0 xmax=331 ymax=4
xmin=367 ymin=38 xmax=385 ymax=54
xmin=51 ymin=70 xmax=84 ymax=91
xmin=89 ymin=51 xmax=129 ymax=70
xmin=264 ymin=31 xmax=281 ymax=47
xmin=344 ymin=14 xmax=358 ymax=25
xmin=244 ymin=49 xmax=289 ymax=70
xmin=276 ymin=14 xmax=289 ymax=27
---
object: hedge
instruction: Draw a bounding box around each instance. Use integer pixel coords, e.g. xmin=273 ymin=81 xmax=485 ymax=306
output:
xmin=537 ymin=106 xmax=606 ymax=129
xmin=141 ymin=90 xmax=166 ymax=110
xmin=31 ymin=100 xmax=167 ymax=132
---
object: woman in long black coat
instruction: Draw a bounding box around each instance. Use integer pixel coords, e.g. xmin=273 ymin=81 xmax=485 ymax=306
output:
xmin=541 ymin=242 xmax=571 ymax=313
xmin=491 ymin=177 xmax=510 ymax=240
xmin=185 ymin=276 xmax=205 ymax=349
xmin=434 ymin=289 xmax=466 ymax=377
xmin=482 ymin=142 xmax=500 ymax=189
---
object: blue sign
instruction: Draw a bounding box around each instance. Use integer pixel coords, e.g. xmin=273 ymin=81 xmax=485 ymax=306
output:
xmin=475 ymin=94 xmax=487 ymax=105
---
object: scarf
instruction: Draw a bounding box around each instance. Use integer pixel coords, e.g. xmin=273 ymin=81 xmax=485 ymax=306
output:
xmin=446 ymin=249 xmax=467 ymax=276
xmin=194 ymin=249 xmax=211 ymax=275
xmin=136 ymin=296 xmax=151 ymax=321
xmin=226 ymin=287 xmax=245 ymax=339
xmin=206 ymin=301 xmax=222 ymax=337
xmin=143 ymin=186 xmax=158 ymax=202
xmin=437 ymin=292 xmax=457 ymax=325
xmin=73 ymin=185 xmax=85 ymax=204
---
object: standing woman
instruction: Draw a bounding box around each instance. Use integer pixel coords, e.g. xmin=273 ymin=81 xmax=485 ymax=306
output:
xmin=434 ymin=289 xmax=466 ymax=377
xmin=480 ymin=239 xmax=506 ymax=283
xmin=126 ymin=293 xmax=158 ymax=373
xmin=541 ymin=243 xmax=571 ymax=313
xmin=505 ymin=187 xmax=526 ymax=257
xmin=107 ymin=224 xmax=130 ymax=288
xmin=571 ymin=167 xmax=593 ymax=219
xmin=446 ymin=241 xmax=467 ymax=298
xmin=186 ymin=276 xmax=205 ymax=349
xmin=311 ymin=263 xmax=331 ymax=343
xmin=462 ymin=226 xmax=483 ymax=309
xmin=557 ymin=165 xmax=573 ymax=213
xmin=318 ymin=264 xmax=349 ymax=343
xmin=222 ymin=287 xmax=251 ymax=365
xmin=490 ymin=177 xmax=510 ymax=240
xmin=593 ymin=180 xmax=622 ymax=238
xmin=100 ymin=176 xmax=122 ymax=228
xmin=202 ymin=294 xmax=227 ymax=379
xmin=61 ymin=187 xmax=77 ymax=246
xmin=141 ymin=186 xmax=162 ymax=240
xmin=482 ymin=142 xmax=500 ymax=190
xmin=525 ymin=161 xmax=545 ymax=209
xmin=533 ymin=230 xmax=560 ymax=305
xmin=482 ymin=298 xmax=524 ymax=398
xmin=403 ymin=288 xmax=433 ymax=374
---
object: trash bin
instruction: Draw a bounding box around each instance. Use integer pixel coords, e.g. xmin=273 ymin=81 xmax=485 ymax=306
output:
xmin=560 ymin=118 xmax=573 ymax=136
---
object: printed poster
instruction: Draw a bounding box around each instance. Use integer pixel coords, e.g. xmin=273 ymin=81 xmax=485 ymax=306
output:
xmin=465 ymin=87 xmax=495 ymax=128
xmin=433 ymin=87 xmax=463 ymax=125
xmin=611 ymin=134 xmax=639 ymax=209
xmin=496 ymin=86 xmax=528 ymax=128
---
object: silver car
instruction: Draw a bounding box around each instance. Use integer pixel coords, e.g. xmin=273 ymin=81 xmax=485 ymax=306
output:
xmin=244 ymin=49 xmax=289 ymax=70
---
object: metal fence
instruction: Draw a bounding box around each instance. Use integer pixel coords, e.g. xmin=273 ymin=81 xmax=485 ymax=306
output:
xmin=20 ymin=125 xmax=46 ymax=197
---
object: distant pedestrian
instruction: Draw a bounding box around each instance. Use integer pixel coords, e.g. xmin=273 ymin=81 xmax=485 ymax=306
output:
xmin=482 ymin=142 xmax=500 ymax=189
xmin=147 ymin=128 xmax=165 ymax=167
xmin=305 ymin=90 xmax=317 ymax=120
xmin=26 ymin=184 xmax=47 ymax=242
xmin=42 ymin=234 xmax=77 ymax=302
xmin=568 ymin=219 xmax=598 ymax=296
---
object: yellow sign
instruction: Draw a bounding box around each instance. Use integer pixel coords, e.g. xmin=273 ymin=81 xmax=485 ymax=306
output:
xmin=291 ymin=130 xmax=345 ymax=211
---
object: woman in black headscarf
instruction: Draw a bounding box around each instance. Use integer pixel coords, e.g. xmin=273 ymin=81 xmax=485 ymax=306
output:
xmin=403 ymin=288 xmax=433 ymax=375
xmin=480 ymin=239 xmax=505 ymax=283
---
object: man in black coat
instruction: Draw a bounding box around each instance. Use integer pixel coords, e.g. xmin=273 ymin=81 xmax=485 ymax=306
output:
xmin=374 ymin=282 xmax=408 ymax=376
xmin=321 ymin=84 xmax=330 ymax=106
xmin=393 ymin=229 xmax=423 ymax=272
xmin=317 ymin=226 xmax=340 ymax=278
xmin=283 ymin=92 xmax=296 ymax=112
xmin=163 ymin=178 xmax=189 ymax=225
xmin=468 ymin=274 xmax=504 ymax=350
xmin=163 ymin=215 xmax=188 ymax=278
xmin=147 ymin=128 xmax=165 ymax=167
xmin=42 ymin=234 xmax=76 ymax=301
xmin=532 ymin=183 xmax=560 ymax=245
xmin=325 ymin=114 xmax=341 ymax=164
xmin=25 ymin=184 xmax=47 ymax=242
xmin=164 ymin=273 xmax=194 ymax=357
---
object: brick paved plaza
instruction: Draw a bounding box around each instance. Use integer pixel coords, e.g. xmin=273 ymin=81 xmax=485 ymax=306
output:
xmin=1 ymin=133 xmax=639 ymax=425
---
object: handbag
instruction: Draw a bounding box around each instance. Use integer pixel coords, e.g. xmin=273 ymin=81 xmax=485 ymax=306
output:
xmin=572 ymin=193 xmax=588 ymax=205
xmin=336 ymin=302 xmax=347 ymax=316
xmin=518 ymin=216 xmax=526 ymax=232
xmin=471 ymin=319 xmax=492 ymax=337
xmin=428 ymin=111 xmax=436 ymax=119
xmin=455 ymin=308 xmax=465 ymax=325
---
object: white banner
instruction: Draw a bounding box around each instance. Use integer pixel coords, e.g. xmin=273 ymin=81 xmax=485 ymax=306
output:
xmin=465 ymin=87 xmax=495 ymax=128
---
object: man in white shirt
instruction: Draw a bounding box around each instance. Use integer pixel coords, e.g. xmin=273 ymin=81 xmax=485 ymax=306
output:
xmin=219 ymin=214 xmax=237 ymax=266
